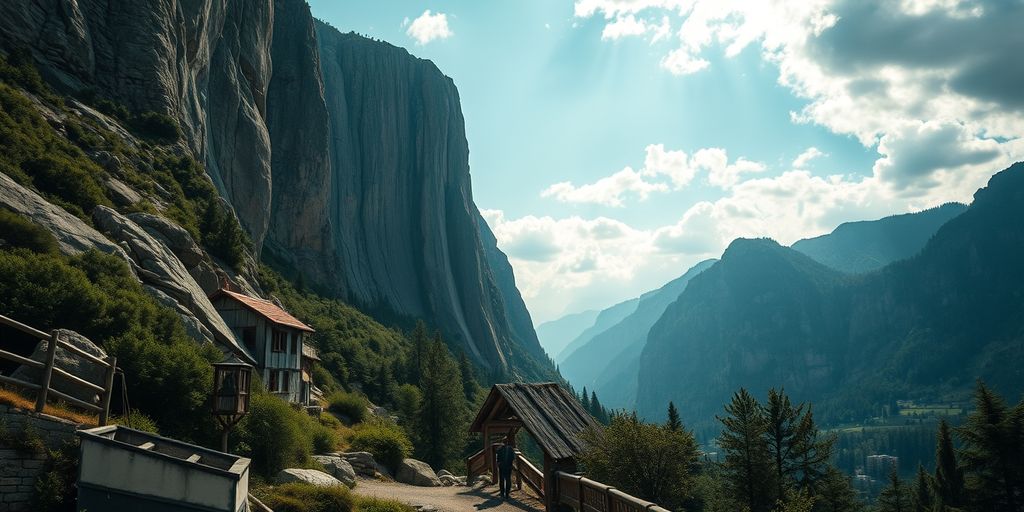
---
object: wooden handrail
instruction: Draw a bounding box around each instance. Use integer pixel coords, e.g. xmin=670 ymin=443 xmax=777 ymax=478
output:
xmin=513 ymin=452 xmax=544 ymax=497
xmin=0 ymin=316 xmax=118 ymax=425
xmin=553 ymin=471 xmax=671 ymax=512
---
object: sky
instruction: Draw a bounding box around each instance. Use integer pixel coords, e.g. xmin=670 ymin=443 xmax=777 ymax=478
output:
xmin=307 ymin=0 xmax=1024 ymax=324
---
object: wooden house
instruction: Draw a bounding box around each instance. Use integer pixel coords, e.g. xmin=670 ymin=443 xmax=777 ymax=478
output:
xmin=210 ymin=289 xmax=314 ymax=404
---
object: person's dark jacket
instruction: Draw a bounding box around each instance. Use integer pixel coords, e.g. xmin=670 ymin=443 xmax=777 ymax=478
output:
xmin=497 ymin=444 xmax=515 ymax=471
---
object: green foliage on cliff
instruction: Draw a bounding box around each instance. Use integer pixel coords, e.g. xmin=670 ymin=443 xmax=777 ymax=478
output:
xmin=0 ymin=246 xmax=221 ymax=442
xmin=0 ymin=208 xmax=58 ymax=254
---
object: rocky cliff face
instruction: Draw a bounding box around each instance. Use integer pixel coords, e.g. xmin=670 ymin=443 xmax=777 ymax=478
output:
xmin=0 ymin=0 xmax=550 ymax=379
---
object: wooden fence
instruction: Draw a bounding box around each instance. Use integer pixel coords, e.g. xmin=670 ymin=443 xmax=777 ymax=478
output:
xmin=553 ymin=472 xmax=671 ymax=512
xmin=0 ymin=314 xmax=117 ymax=425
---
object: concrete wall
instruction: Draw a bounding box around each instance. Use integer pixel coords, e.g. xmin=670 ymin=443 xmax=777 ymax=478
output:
xmin=0 ymin=404 xmax=80 ymax=512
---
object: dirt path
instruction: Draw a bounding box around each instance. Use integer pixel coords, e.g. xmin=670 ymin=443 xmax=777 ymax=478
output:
xmin=351 ymin=478 xmax=544 ymax=512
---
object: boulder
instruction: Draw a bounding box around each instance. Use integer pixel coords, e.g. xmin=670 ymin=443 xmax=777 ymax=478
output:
xmin=92 ymin=206 xmax=253 ymax=361
xmin=438 ymin=474 xmax=460 ymax=487
xmin=312 ymin=455 xmax=356 ymax=487
xmin=339 ymin=451 xmax=379 ymax=477
xmin=437 ymin=469 xmax=453 ymax=478
xmin=11 ymin=329 xmax=108 ymax=404
xmin=127 ymin=212 xmax=205 ymax=268
xmin=275 ymin=469 xmax=342 ymax=487
xmin=396 ymin=458 xmax=441 ymax=487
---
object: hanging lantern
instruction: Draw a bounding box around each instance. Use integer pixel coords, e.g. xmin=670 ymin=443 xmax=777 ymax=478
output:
xmin=212 ymin=355 xmax=252 ymax=451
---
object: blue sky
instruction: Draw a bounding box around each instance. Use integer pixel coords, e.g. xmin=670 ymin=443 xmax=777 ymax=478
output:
xmin=309 ymin=0 xmax=1023 ymax=323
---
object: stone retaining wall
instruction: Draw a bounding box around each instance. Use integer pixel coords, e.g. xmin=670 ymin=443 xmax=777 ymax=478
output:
xmin=0 ymin=404 xmax=81 ymax=512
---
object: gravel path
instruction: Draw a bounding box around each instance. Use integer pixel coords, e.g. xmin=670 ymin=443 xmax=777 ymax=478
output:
xmin=351 ymin=478 xmax=544 ymax=512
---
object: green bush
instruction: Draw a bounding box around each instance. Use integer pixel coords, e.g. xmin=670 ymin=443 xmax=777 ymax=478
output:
xmin=349 ymin=419 xmax=412 ymax=474
xmin=328 ymin=390 xmax=369 ymax=424
xmin=0 ymin=209 xmax=57 ymax=254
xmin=392 ymin=384 xmax=422 ymax=426
xmin=356 ymin=496 xmax=415 ymax=512
xmin=131 ymin=111 xmax=181 ymax=142
xmin=260 ymin=482 xmax=355 ymax=512
xmin=312 ymin=423 xmax=340 ymax=454
xmin=112 ymin=410 xmax=159 ymax=434
xmin=240 ymin=392 xmax=313 ymax=477
xmin=30 ymin=441 xmax=79 ymax=512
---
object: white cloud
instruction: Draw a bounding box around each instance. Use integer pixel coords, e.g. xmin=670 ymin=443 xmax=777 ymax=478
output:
xmin=793 ymin=147 xmax=826 ymax=168
xmin=405 ymin=10 xmax=453 ymax=45
xmin=574 ymin=0 xmax=1020 ymax=204
xmin=601 ymin=14 xmax=648 ymax=40
xmin=542 ymin=167 xmax=668 ymax=207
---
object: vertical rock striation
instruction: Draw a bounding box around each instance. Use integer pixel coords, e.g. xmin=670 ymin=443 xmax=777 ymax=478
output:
xmin=0 ymin=0 xmax=552 ymax=379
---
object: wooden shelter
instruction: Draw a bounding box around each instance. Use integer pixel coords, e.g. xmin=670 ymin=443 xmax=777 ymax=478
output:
xmin=469 ymin=383 xmax=599 ymax=511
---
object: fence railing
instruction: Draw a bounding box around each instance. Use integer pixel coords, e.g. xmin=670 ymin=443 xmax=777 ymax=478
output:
xmin=0 ymin=314 xmax=116 ymax=425
xmin=512 ymin=450 xmax=544 ymax=497
xmin=554 ymin=472 xmax=671 ymax=512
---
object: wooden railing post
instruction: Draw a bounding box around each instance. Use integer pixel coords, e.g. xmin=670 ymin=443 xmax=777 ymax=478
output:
xmin=34 ymin=330 xmax=59 ymax=413
xmin=99 ymin=356 xmax=117 ymax=426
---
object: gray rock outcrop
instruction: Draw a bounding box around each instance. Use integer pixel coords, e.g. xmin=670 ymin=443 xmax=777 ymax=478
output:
xmin=275 ymin=468 xmax=342 ymax=487
xmin=12 ymin=329 xmax=107 ymax=405
xmin=396 ymin=458 xmax=441 ymax=487
xmin=311 ymin=455 xmax=356 ymax=488
xmin=92 ymin=207 xmax=252 ymax=362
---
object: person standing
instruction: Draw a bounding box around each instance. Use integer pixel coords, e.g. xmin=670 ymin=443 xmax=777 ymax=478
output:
xmin=496 ymin=434 xmax=516 ymax=500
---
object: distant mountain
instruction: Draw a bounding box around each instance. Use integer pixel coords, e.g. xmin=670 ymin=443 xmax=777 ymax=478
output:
xmin=791 ymin=203 xmax=966 ymax=273
xmin=537 ymin=309 xmax=601 ymax=359
xmin=637 ymin=163 xmax=1024 ymax=434
xmin=559 ymin=259 xmax=717 ymax=409
xmin=555 ymin=298 xmax=639 ymax=364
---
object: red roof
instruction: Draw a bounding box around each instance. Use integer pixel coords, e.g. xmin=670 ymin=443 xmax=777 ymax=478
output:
xmin=211 ymin=289 xmax=315 ymax=332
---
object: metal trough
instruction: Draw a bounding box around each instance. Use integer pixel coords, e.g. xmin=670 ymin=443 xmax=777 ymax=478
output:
xmin=77 ymin=425 xmax=251 ymax=512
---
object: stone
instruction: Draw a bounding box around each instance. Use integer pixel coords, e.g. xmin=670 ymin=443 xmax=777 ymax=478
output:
xmin=438 ymin=474 xmax=460 ymax=487
xmin=127 ymin=212 xmax=205 ymax=268
xmin=92 ymin=207 xmax=253 ymax=361
xmin=396 ymin=458 xmax=441 ymax=487
xmin=0 ymin=173 xmax=128 ymax=258
xmin=11 ymin=329 xmax=107 ymax=405
xmin=437 ymin=469 xmax=453 ymax=478
xmin=275 ymin=469 xmax=342 ymax=487
xmin=311 ymin=455 xmax=356 ymax=488
xmin=105 ymin=177 xmax=143 ymax=207
xmin=472 ymin=475 xmax=492 ymax=486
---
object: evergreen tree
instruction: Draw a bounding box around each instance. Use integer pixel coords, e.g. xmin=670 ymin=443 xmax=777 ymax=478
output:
xmin=957 ymin=382 xmax=1024 ymax=512
xmin=765 ymin=388 xmax=804 ymax=503
xmin=933 ymin=419 xmax=964 ymax=510
xmin=416 ymin=336 xmax=467 ymax=469
xmin=877 ymin=468 xmax=910 ymax=512
xmin=457 ymin=351 xmax=481 ymax=403
xmin=794 ymin=405 xmax=835 ymax=495
xmin=814 ymin=467 xmax=861 ymax=512
xmin=912 ymin=464 xmax=934 ymax=512
xmin=718 ymin=388 xmax=774 ymax=512
xmin=590 ymin=391 xmax=606 ymax=423
xmin=408 ymin=321 xmax=429 ymax=383
xmin=667 ymin=402 xmax=683 ymax=432
xmin=581 ymin=387 xmax=591 ymax=412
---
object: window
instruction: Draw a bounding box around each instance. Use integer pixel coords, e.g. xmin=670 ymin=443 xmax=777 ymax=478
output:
xmin=242 ymin=327 xmax=256 ymax=349
xmin=290 ymin=335 xmax=298 ymax=355
xmin=272 ymin=330 xmax=287 ymax=353
xmin=280 ymin=370 xmax=290 ymax=393
xmin=268 ymin=370 xmax=278 ymax=392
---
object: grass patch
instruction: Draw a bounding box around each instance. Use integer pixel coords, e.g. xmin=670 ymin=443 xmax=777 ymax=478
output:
xmin=253 ymin=482 xmax=414 ymax=512
xmin=0 ymin=388 xmax=98 ymax=426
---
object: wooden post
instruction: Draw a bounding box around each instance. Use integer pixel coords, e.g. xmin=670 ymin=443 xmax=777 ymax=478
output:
xmin=544 ymin=455 xmax=554 ymax=512
xmin=34 ymin=330 xmax=59 ymax=413
xmin=578 ymin=477 xmax=585 ymax=510
xmin=99 ymin=356 xmax=117 ymax=426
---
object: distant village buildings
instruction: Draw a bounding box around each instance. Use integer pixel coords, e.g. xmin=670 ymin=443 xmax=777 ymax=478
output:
xmin=211 ymin=288 xmax=315 ymax=405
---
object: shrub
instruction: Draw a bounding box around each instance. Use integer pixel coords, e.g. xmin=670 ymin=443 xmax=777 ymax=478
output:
xmin=349 ymin=419 xmax=412 ymax=474
xmin=328 ymin=390 xmax=369 ymax=424
xmin=392 ymin=384 xmax=422 ymax=426
xmin=30 ymin=441 xmax=79 ymax=512
xmin=112 ymin=410 xmax=160 ymax=434
xmin=356 ymin=496 xmax=415 ymax=512
xmin=312 ymin=423 xmax=340 ymax=454
xmin=0 ymin=209 xmax=57 ymax=254
xmin=131 ymin=111 xmax=181 ymax=142
xmin=240 ymin=392 xmax=313 ymax=476
xmin=260 ymin=482 xmax=355 ymax=512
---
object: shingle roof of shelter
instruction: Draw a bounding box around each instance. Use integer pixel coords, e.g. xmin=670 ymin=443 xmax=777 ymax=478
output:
xmin=210 ymin=289 xmax=315 ymax=332
xmin=469 ymin=382 xmax=600 ymax=460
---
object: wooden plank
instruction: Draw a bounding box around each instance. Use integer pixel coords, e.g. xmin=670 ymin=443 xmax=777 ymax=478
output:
xmin=0 ymin=373 xmax=41 ymax=391
xmin=0 ymin=314 xmax=48 ymax=339
xmin=139 ymin=442 xmax=155 ymax=450
xmin=54 ymin=338 xmax=109 ymax=367
xmin=51 ymin=366 xmax=104 ymax=393
xmin=186 ymin=454 xmax=201 ymax=463
xmin=34 ymin=331 xmax=59 ymax=413
xmin=0 ymin=348 xmax=44 ymax=369
xmin=99 ymin=356 xmax=116 ymax=426
xmin=46 ymin=387 xmax=102 ymax=413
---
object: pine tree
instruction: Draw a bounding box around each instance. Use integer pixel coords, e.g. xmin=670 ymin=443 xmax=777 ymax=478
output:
xmin=912 ymin=464 xmax=934 ymax=512
xmin=814 ymin=466 xmax=861 ymax=512
xmin=765 ymin=388 xmax=803 ymax=503
xmin=933 ymin=419 xmax=964 ymax=509
xmin=581 ymin=387 xmax=591 ymax=412
xmin=957 ymin=382 xmax=1024 ymax=512
xmin=667 ymin=402 xmax=683 ymax=432
xmin=590 ymin=391 xmax=603 ymax=420
xmin=416 ymin=336 xmax=467 ymax=470
xmin=408 ymin=321 xmax=429 ymax=383
xmin=877 ymin=468 xmax=910 ymax=512
xmin=457 ymin=351 xmax=481 ymax=403
xmin=718 ymin=388 xmax=774 ymax=512
xmin=793 ymin=405 xmax=834 ymax=496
